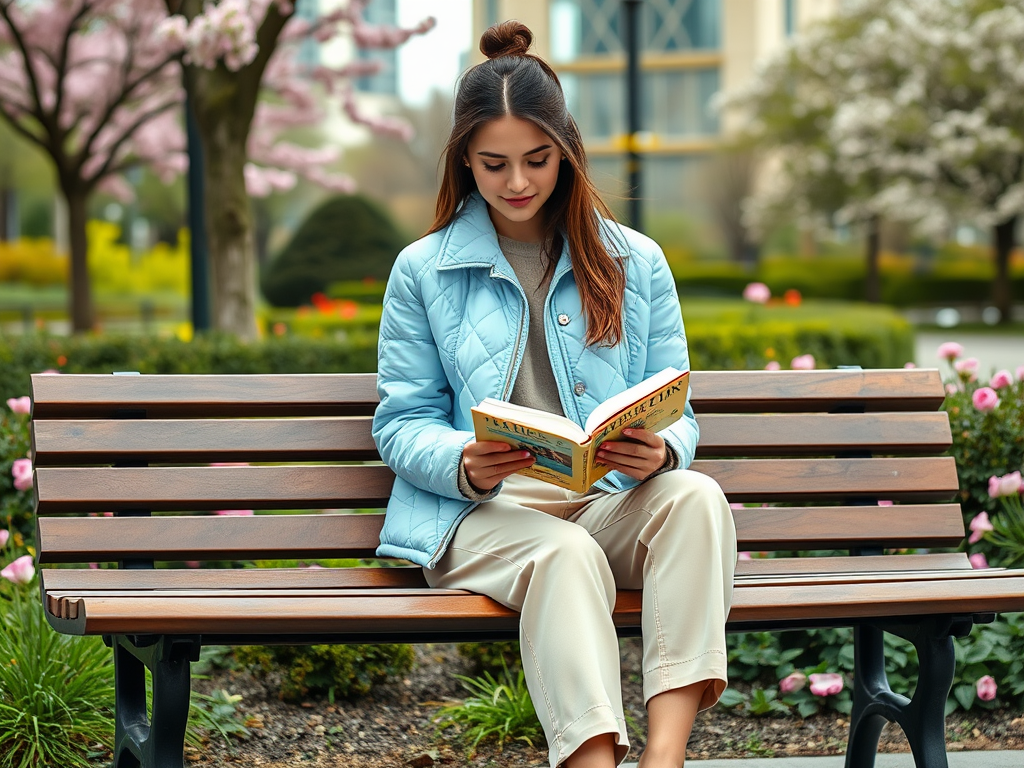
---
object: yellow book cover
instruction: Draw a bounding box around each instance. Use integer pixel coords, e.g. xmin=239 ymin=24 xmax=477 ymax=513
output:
xmin=471 ymin=367 xmax=690 ymax=493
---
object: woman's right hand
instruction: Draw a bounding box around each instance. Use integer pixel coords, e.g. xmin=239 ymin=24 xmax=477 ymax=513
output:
xmin=462 ymin=441 xmax=535 ymax=492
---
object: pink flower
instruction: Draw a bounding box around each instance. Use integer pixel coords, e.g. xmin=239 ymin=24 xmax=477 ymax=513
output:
xmin=988 ymin=471 xmax=1023 ymax=498
xmin=791 ymin=354 xmax=816 ymax=370
xmin=877 ymin=500 xmax=894 ymax=506
xmin=904 ymin=362 xmax=916 ymax=369
xmin=970 ymin=553 xmax=989 ymax=570
xmin=743 ymin=282 xmax=771 ymax=304
xmin=213 ymin=509 xmax=254 ymax=516
xmin=0 ymin=529 xmax=8 ymax=548
xmin=737 ymin=552 xmax=752 ymax=561
xmin=972 ymin=387 xmax=999 ymax=411
xmin=969 ymin=512 xmax=994 ymax=544
xmin=976 ymin=675 xmax=997 ymax=701
xmin=1017 ymin=365 xmax=1024 ymax=382
xmin=6 ymin=396 xmax=30 ymax=414
xmin=937 ymin=342 xmax=964 ymax=361
xmin=990 ymin=370 xmax=1013 ymax=390
xmin=11 ymin=458 xmax=33 ymax=492
xmin=945 ymin=383 xmax=960 ymax=395
xmin=955 ymin=358 xmax=979 ymax=380
xmin=808 ymin=672 xmax=844 ymax=697
xmin=765 ymin=361 xmax=781 ymax=371
xmin=1 ymin=554 xmax=35 ymax=584
xmin=779 ymin=672 xmax=807 ymax=694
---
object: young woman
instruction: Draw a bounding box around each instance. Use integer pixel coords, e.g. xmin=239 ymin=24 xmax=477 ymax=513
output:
xmin=372 ymin=21 xmax=736 ymax=768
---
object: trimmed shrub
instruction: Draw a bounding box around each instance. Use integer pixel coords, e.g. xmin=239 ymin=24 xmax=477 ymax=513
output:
xmin=261 ymin=194 xmax=409 ymax=307
xmin=0 ymin=333 xmax=378 ymax=404
xmin=234 ymin=643 xmax=414 ymax=702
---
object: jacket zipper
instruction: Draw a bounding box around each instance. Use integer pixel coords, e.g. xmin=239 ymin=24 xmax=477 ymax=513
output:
xmin=493 ymin=270 xmax=527 ymax=401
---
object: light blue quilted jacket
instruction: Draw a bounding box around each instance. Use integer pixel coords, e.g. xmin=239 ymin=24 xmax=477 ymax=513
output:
xmin=372 ymin=192 xmax=699 ymax=568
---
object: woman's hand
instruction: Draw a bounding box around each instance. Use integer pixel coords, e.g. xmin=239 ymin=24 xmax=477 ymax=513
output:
xmin=595 ymin=428 xmax=666 ymax=481
xmin=462 ymin=441 xmax=536 ymax=492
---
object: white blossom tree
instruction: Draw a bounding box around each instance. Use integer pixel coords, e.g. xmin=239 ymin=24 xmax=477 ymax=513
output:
xmin=162 ymin=0 xmax=435 ymax=338
xmin=725 ymin=0 xmax=1024 ymax=317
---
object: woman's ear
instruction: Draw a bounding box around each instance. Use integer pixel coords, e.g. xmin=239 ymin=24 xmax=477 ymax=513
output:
xmin=463 ymin=157 xmax=471 ymax=167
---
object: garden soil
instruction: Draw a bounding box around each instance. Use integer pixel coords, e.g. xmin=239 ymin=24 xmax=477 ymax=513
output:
xmin=185 ymin=640 xmax=1024 ymax=768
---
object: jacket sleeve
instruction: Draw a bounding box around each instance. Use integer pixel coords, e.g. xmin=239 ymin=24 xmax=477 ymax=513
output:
xmin=372 ymin=250 xmax=488 ymax=501
xmin=642 ymin=245 xmax=699 ymax=469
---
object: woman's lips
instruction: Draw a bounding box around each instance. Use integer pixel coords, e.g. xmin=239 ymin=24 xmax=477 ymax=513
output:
xmin=503 ymin=195 xmax=535 ymax=208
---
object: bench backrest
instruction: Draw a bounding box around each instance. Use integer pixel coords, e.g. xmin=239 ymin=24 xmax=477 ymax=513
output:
xmin=30 ymin=369 xmax=964 ymax=573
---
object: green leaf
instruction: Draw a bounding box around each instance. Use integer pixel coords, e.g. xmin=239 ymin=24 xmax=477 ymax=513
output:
xmin=953 ymin=684 xmax=976 ymax=711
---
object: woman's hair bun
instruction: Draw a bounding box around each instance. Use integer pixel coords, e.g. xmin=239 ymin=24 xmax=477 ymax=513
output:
xmin=480 ymin=20 xmax=533 ymax=59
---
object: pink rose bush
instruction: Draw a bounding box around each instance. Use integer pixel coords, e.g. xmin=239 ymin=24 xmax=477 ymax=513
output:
xmin=989 ymin=472 xmax=1023 ymax=499
xmin=937 ymin=342 xmax=964 ymax=361
xmin=11 ymin=458 xmax=33 ymax=492
xmin=808 ymin=672 xmax=844 ymax=697
xmin=6 ymin=396 xmax=30 ymax=414
xmin=969 ymin=512 xmax=994 ymax=544
xmin=969 ymin=552 xmax=988 ymax=569
xmin=990 ymin=370 xmax=1014 ymax=390
xmin=972 ymin=387 xmax=999 ymax=411
xmin=1 ymin=554 xmax=35 ymax=584
xmin=976 ymin=675 xmax=997 ymax=702
xmin=743 ymin=282 xmax=771 ymax=304
xmin=779 ymin=672 xmax=807 ymax=694
xmin=790 ymin=354 xmax=816 ymax=370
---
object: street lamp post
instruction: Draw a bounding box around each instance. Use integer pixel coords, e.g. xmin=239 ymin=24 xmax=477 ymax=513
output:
xmin=185 ymin=87 xmax=211 ymax=333
xmin=623 ymin=0 xmax=643 ymax=233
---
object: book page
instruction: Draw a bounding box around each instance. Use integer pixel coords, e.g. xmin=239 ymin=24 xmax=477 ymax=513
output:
xmin=583 ymin=367 xmax=686 ymax=436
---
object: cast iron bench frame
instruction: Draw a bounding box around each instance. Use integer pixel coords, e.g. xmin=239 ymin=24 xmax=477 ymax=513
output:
xmin=28 ymin=368 xmax=1024 ymax=768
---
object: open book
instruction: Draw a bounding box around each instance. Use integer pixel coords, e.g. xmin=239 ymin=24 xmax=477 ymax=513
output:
xmin=471 ymin=367 xmax=689 ymax=493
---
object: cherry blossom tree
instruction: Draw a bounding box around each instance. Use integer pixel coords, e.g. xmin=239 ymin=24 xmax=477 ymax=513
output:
xmin=726 ymin=0 xmax=1024 ymax=318
xmin=162 ymin=0 xmax=435 ymax=338
xmin=0 ymin=0 xmax=185 ymax=331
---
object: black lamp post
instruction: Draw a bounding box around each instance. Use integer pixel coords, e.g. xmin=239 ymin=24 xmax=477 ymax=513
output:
xmin=185 ymin=87 xmax=211 ymax=333
xmin=623 ymin=0 xmax=643 ymax=233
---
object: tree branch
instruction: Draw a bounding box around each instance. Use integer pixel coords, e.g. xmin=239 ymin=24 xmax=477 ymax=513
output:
xmin=0 ymin=99 xmax=50 ymax=151
xmin=84 ymin=98 xmax=180 ymax=188
xmin=0 ymin=0 xmax=54 ymax=133
xmin=51 ymin=0 xmax=94 ymax=144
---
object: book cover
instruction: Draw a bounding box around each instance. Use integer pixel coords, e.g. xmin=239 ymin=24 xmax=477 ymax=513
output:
xmin=471 ymin=368 xmax=690 ymax=493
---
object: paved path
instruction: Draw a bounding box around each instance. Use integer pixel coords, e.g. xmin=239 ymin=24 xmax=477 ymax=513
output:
xmin=606 ymin=750 xmax=1021 ymax=767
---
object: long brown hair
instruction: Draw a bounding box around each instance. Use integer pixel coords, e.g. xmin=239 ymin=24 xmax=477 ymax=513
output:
xmin=429 ymin=21 xmax=626 ymax=348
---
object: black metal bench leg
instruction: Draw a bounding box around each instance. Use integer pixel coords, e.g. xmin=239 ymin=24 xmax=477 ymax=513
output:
xmin=112 ymin=636 xmax=198 ymax=768
xmin=846 ymin=617 xmax=973 ymax=768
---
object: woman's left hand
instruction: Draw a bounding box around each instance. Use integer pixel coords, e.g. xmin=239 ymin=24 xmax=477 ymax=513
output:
xmin=595 ymin=428 xmax=666 ymax=481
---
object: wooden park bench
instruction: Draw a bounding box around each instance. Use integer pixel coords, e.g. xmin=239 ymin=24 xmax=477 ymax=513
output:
xmin=29 ymin=368 xmax=1024 ymax=768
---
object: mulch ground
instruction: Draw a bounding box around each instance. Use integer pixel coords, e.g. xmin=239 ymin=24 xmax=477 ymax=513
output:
xmin=183 ymin=640 xmax=1024 ymax=767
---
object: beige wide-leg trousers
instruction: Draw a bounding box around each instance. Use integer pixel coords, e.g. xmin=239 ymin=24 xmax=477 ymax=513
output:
xmin=425 ymin=469 xmax=737 ymax=767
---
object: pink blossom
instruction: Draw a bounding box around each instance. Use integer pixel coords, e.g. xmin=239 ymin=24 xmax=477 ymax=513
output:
xmin=972 ymin=387 xmax=999 ymax=411
xmin=1017 ymin=366 xmax=1024 ymax=382
xmin=791 ymin=354 xmax=816 ymax=370
xmin=214 ymin=510 xmax=255 ymax=516
xmin=945 ymin=383 xmax=960 ymax=395
xmin=11 ymin=458 xmax=33 ymax=492
xmin=737 ymin=552 xmax=753 ymax=561
xmin=970 ymin=553 xmax=989 ymax=569
xmin=877 ymin=500 xmax=894 ymax=506
xmin=743 ymin=282 xmax=771 ymax=304
xmin=976 ymin=675 xmax=997 ymax=701
xmin=903 ymin=362 xmax=916 ymax=369
xmin=969 ymin=512 xmax=994 ymax=544
xmin=0 ymin=529 xmax=8 ymax=548
xmin=808 ymin=672 xmax=844 ymax=697
xmin=988 ymin=471 xmax=1023 ymax=498
xmin=1 ymin=554 xmax=35 ymax=584
xmin=6 ymin=396 xmax=30 ymax=414
xmin=955 ymin=358 xmax=980 ymax=380
xmin=990 ymin=370 xmax=1014 ymax=390
xmin=779 ymin=672 xmax=807 ymax=694
xmin=937 ymin=342 xmax=963 ymax=361
xmin=765 ymin=361 xmax=781 ymax=371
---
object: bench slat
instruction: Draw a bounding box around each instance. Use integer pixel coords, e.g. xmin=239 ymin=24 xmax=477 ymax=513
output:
xmin=34 ymin=503 xmax=965 ymax=564
xmin=43 ymin=572 xmax=1024 ymax=636
xmin=30 ymin=412 xmax=952 ymax=466
xmin=36 ymin=553 xmax=972 ymax=594
xmin=32 ymin=457 xmax=959 ymax=514
xmin=30 ymin=369 xmax=945 ymax=419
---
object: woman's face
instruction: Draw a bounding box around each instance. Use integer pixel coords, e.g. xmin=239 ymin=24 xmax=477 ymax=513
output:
xmin=465 ymin=115 xmax=564 ymax=242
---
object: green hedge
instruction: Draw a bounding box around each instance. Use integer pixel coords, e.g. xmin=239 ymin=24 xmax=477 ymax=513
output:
xmin=0 ymin=302 xmax=913 ymax=402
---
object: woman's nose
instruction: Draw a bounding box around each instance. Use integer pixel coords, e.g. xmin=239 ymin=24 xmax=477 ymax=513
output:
xmin=507 ymin=166 xmax=528 ymax=193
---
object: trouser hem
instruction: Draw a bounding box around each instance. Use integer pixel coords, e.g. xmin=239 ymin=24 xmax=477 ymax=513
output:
xmin=643 ymin=650 xmax=729 ymax=711
xmin=548 ymin=704 xmax=629 ymax=768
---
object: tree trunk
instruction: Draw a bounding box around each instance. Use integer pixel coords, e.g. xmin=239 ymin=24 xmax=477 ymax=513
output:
xmin=865 ymin=214 xmax=881 ymax=303
xmin=992 ymin=215 xmax=1018 ymax=325
xmin=63 ymin=186 xmax=94 ymax=332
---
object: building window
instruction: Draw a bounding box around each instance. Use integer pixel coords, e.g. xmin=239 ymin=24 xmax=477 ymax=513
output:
xmin=357 ymin=0 xmax=399 ymax=96
xmin=550 ymin=0 xmax=721 ymax=60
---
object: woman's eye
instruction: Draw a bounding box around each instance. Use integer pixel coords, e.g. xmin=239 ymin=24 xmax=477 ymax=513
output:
xmin=482 ymin=163 xmax=504 ymax=173
xmin=528 ymin=159 xmax=549 ymax=168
